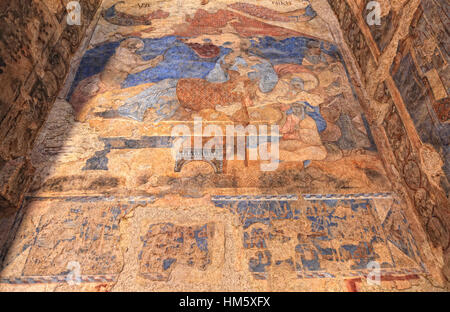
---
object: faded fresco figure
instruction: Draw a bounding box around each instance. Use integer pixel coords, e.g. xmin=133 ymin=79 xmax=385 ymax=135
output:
xmin=70 ymin=38 xmax=164 ymax=121
xmin=276 ymin=75 xmax=327 ymax=166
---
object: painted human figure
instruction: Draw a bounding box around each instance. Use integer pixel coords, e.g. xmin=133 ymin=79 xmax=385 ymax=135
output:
xmin=70 ymin=38 xmax=164 ymax=122
xmin=176 ymin=38 xmax=264 ymax=124
xmin=276 ymin=75 xmax=327 ymax=166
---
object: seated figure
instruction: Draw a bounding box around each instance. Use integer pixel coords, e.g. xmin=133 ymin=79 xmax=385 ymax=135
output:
xmin=274 ymin=74 xmax=328 ymax=166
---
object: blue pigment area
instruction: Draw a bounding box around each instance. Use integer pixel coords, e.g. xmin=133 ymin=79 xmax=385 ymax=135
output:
xmin=249 ymin=36 xmax=340 ymax=66
xmin=67 ymin=36 xmax=341 ymax=101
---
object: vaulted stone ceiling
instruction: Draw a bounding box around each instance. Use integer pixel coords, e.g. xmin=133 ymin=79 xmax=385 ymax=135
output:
xmin=0 ymin=0 xmax=448 ymax=291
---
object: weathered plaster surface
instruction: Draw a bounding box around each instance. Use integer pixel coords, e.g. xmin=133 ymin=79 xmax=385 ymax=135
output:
xmin=0 ymin=0 xmax=448 ymax=291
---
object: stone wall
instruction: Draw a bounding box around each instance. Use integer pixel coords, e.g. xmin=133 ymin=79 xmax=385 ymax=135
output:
xmin=0 ymin=0 xmax=101 ymax=262
xmin=0 ymin=0 xmax=448 ymax=290
xmin=326 ymin=0 xmax=449 ymax=283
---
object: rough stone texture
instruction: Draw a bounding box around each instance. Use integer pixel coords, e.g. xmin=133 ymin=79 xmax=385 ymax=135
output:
xmin=326 ymin=0 xmax=449 ymax=284
xmin=0 ymin=0 xmax=448 ymax=292
xmin=0 ymin=0 xmax=102 ymax=264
